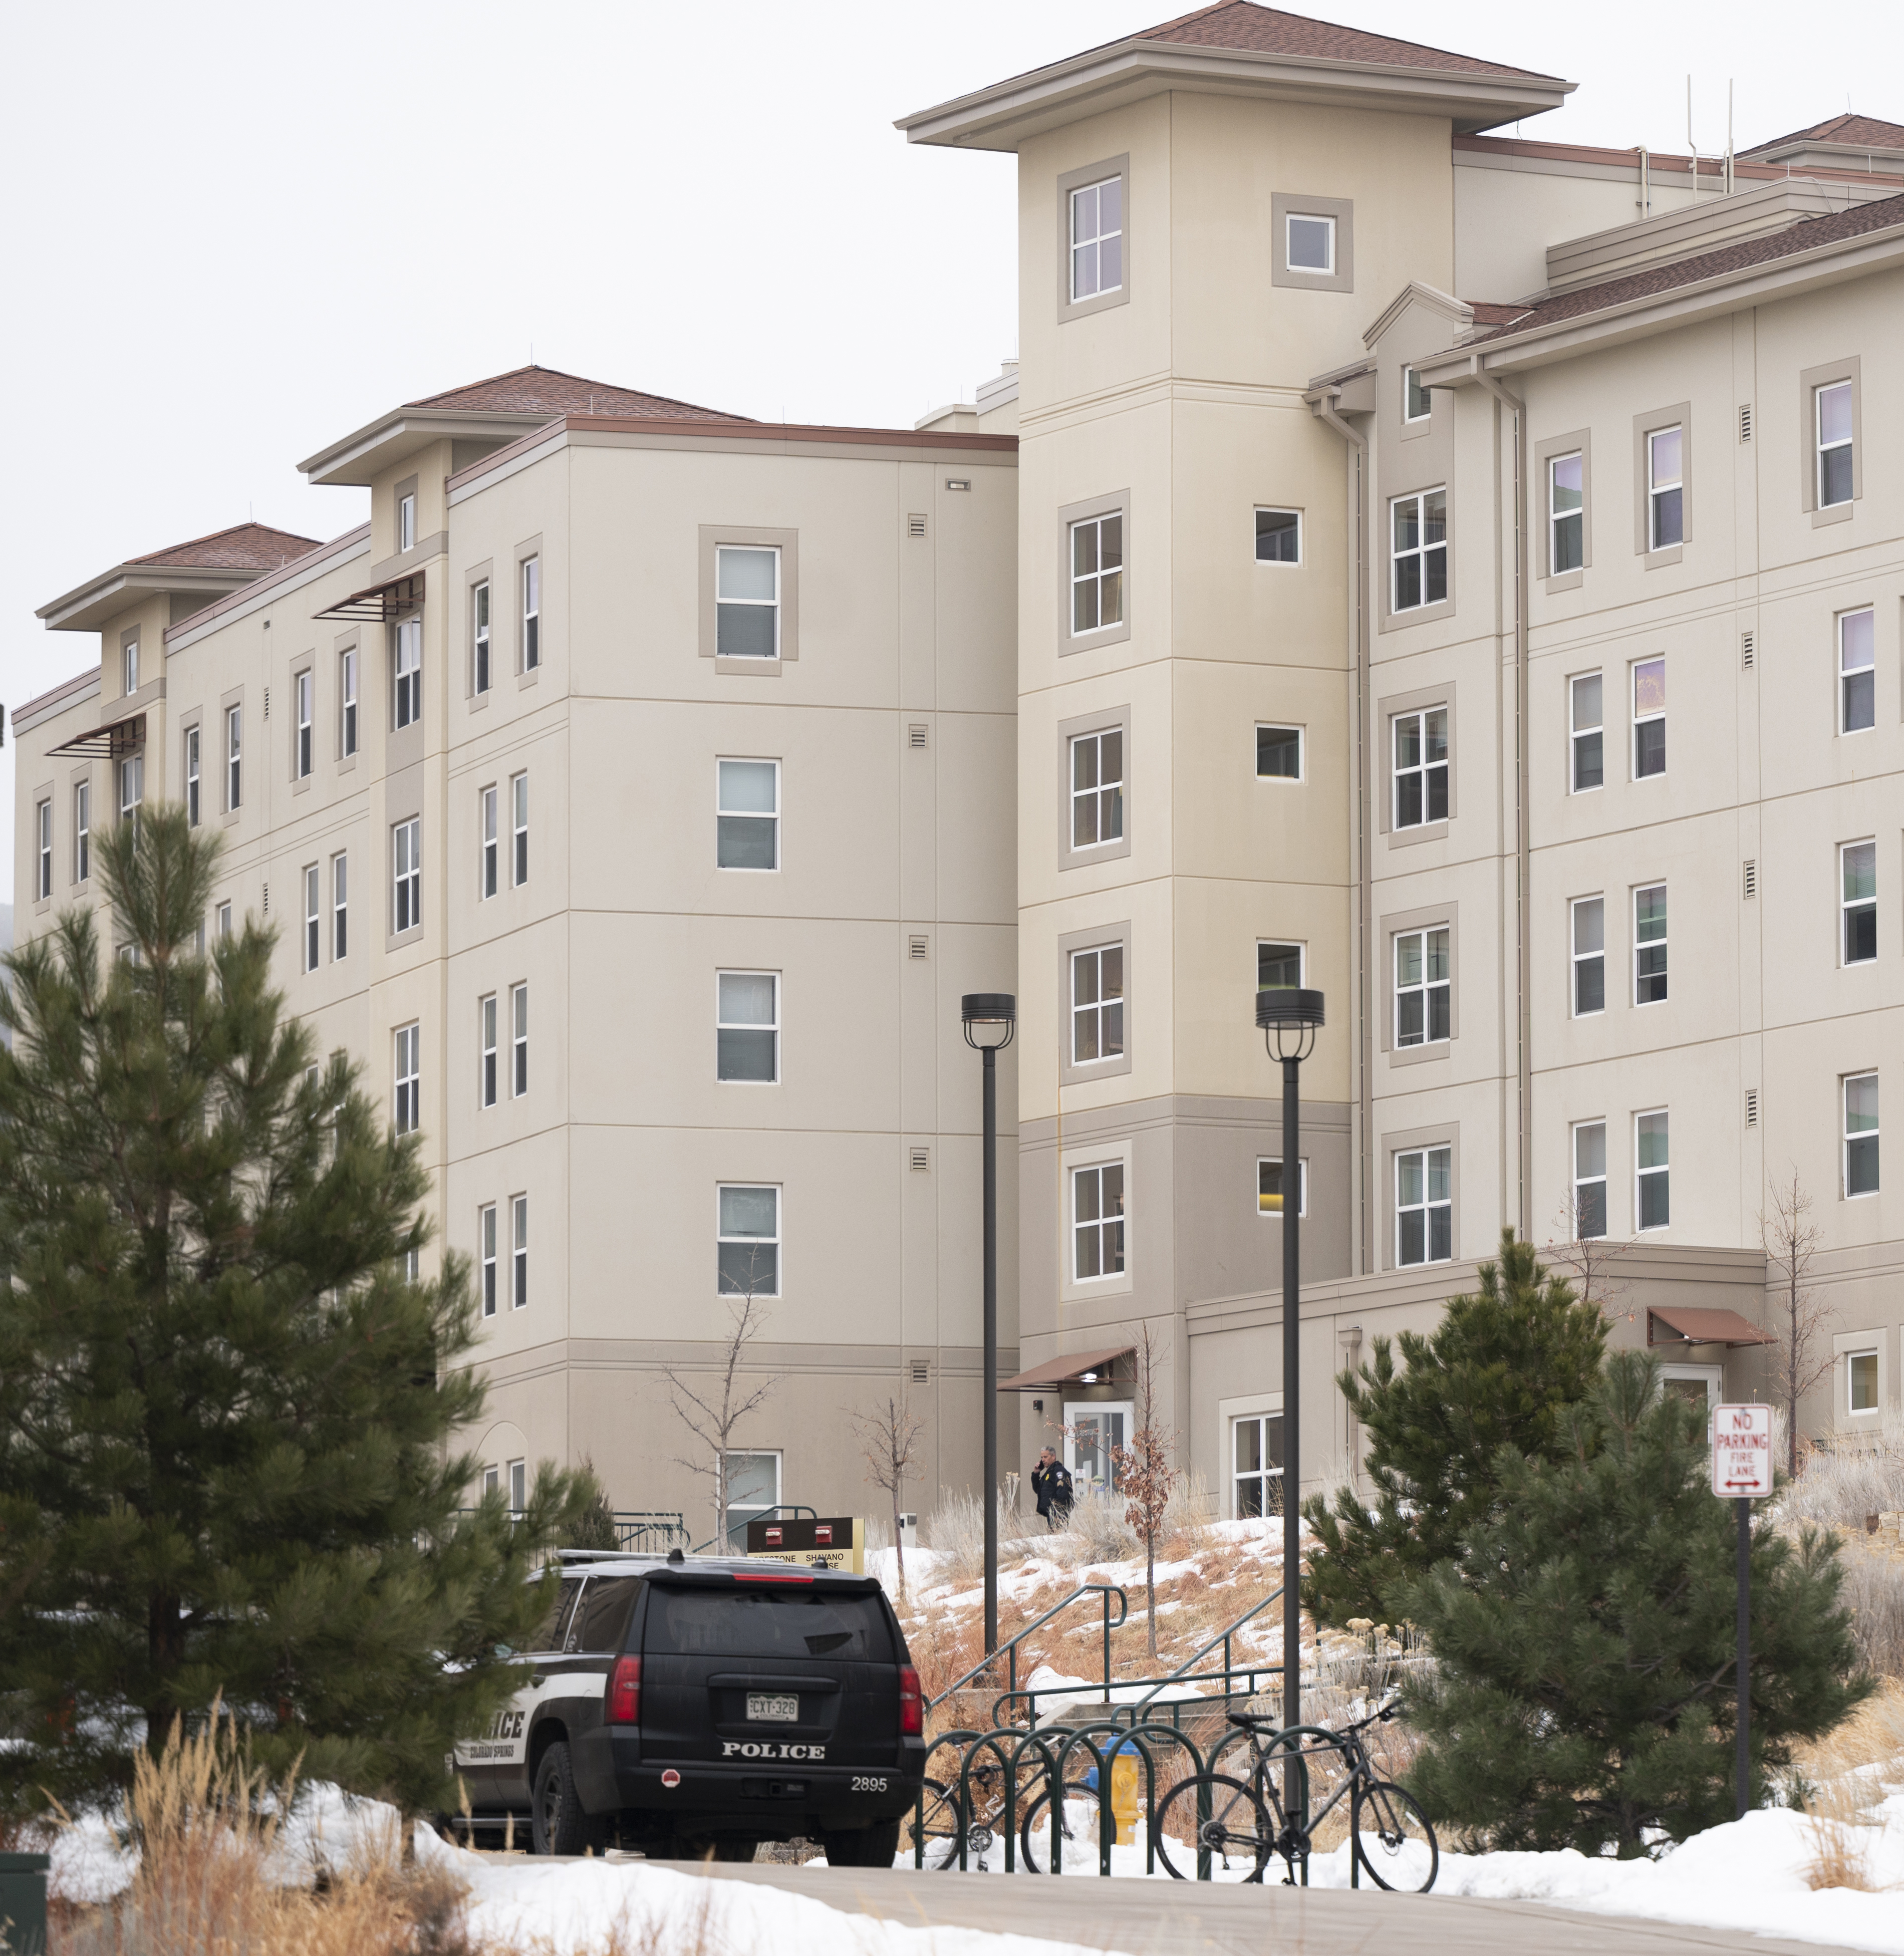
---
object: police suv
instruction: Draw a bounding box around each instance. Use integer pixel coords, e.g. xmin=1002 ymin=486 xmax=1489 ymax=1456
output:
xmin=453 ymin=1548 xmax=926 ymax=1863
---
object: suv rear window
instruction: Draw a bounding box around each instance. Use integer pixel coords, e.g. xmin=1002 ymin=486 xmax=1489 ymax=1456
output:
xmin=568 ymin=1575 xmax=641 ymax=1653
xmin=646 ymin=1585 xmax=891 ymax=1662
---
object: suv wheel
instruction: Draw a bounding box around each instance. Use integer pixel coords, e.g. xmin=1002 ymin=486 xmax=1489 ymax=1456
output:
xmin=531 ymin=1742 xmax=605 ymax=1856
xmin=822 ymin=1819 xmax=901 ymax=1868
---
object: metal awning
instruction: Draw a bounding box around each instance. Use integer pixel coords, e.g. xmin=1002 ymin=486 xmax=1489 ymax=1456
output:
xmin=49 ymin=711 xmax=145 ymax=759
xmin=996 ymin=1343 xmax=1134 ymax=1393
xmin=1648 ymin=1307 xmax=1775 ymax=1348
xmin=314 ymin=571 xmax=424 ymax=622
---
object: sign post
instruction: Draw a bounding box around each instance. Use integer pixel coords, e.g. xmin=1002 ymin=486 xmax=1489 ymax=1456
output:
xmin=1711 ymin=1403 xmax=1773 ymax=1820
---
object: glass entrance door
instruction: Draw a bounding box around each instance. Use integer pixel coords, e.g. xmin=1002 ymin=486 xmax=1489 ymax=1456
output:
xmin=1063 ymin=1402 xmax=1132 ymax=1493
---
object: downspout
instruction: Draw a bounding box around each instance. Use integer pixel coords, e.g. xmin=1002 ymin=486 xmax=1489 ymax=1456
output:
xmin=1471 ymin=359 xmax=1530 ymax=1240
xmin=1306 ymin=385 xmax=1373 ymax=1275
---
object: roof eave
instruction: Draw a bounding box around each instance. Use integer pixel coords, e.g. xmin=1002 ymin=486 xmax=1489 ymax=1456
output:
xmin=297 ymin=408 xmax=559 ymax=487
xmin=897 ymin=41 xmax=1572 ymax=151
xmin=36 ymin=564 xmax=261 ymax=633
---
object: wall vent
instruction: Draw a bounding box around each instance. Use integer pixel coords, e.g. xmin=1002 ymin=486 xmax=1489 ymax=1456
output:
xmin=910 ymin=1146 xmax=930 ymax=1172
xmin=1739 ymin=403 xmax=1753 ymax=443
xmin=910 ymin=1357 xmax=932 ymax=1383
xmin=908 ymin=513 xmax=927 ymax=539
xmin=1743 ymin=860 xmax=1757 ymax=899
xmin=1745 ymin=1088 xmax=1760 ymax=1129
xmin=261 ymin=882 xmax=269 ymax=915
xmin=263 ymin=686 xmax=270 ymax=719
xmin=909 ymin=935 xmax=929 ymax=960
xmin=909 ymin=723 xmax=928 ymax=749
xmin=1741 ymin=630 xmax=1756 ymax=670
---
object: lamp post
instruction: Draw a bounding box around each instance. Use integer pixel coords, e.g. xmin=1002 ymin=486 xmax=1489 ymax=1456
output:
xmin=1255 ymin=985 xmax=1325 ymax=1745
xmin=962 ymin=991 xmax=1015 ymax=1658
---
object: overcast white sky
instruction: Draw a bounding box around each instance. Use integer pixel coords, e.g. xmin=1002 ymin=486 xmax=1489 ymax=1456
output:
xmin=4 ymin=0 xmax=1899 ymax=901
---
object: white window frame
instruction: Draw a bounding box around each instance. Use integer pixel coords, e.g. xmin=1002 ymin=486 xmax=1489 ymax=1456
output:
xmin=1394 ymin=926 xmax=1451 ymax=1049
xmin=1843 ymin=1071 xmax=1879 ymax=1200
xmin=717 ymin=1184 xmax=781 ymax=1298
xmin=1230 ymin=1412 xmax=1284 ymax=1520
xmin=717 ymin=758 xmax=780 ymax=872
xmin=393 ymin=617 xmax=422 ymax=730
xmin=716 ymin=970 xmax=779 ymax=1085
xmin=1068 ymin=173 xmax=1123 ymax=302
xmin=1068 ymin=512 xmax=1124 ymax=637
xmin=119 ymin=754 xmax=143 ymax=832
xmin=294 ymin=670 xmax=313 ymax=780
xmin=1069 ymin=942 xmax=1125 ymax=1066
xmin=1635 ymin=1109 xmax=1670 ymax=1230
xmin=35 ymin=798 xmax=51 ymax=900
xmin=226 ymin=705 xmax=242 ymax=811
xmin=724 ymin=1451 xmax=784 ymax=1534
xmin=480 ymin=785 xmax=498 ymax=899
xmin=480 ymin=994 xmax=498 ymax=1109
xmin=185 ymin=724 xmax=201 ymax=826
xmin=1634 ymin=883 xmax=1668 ymax=1005
xmin=1285 ymin=211 xmax=1335 ymax=274
xmin=1257 ymin=940 xmax=1304 ymax=993
xmin=512 ymin=1194 xmax=529 ymax=1308
xmin=1254 ymin=507 xmax=1301 ymax=566
xmin=1391 ymin=706 xmax=1449 ymax=828
xmin=216 ymin=902 xmax=232 ymax=940
xmin=393 ymin=816 xmax=421 ymax=935
xmin=1069 ymin=727 xmax=1124 ymax=852
xmin=479 ymin=1204 xmax=497 ymax=1318
xmin=521 ymin=556 xmax=541 ymax=670
xmin=1841 ymin=840 xmax=1876 ymax=967
xmin=303 ymin=864 xmax=320 ymax=974
xmin=331 ymin=852 xmax=348 ymax=960
xmin=394 ymin=1023 xmax=420 ymax=1136
xmin=511 ymin=982 xmax=528 ymax=1098
xmin=1256 ymin=724 xmax=1303 ymax=781
xmin=1257 ymin=1157 xmax=1308 ymax=1219
xmin=1389 ymin=489 xmax=1447 ymax=613
xmin=1071 ymin=1159 xmax=1126 ymax=1283
xmin=1632 ymin=657 xmax=1666 ymax=778
xmin=1549 ymin=451 xmax=1583 ymax=574
xmin=1065 ymin=1401 xmax=1134 ymax=1495
xmin=398 ymin=491 xmax=416 ymax=553
xmin=73 ymin=780 xmax=90 ymax=884
xmin=1395 ymin=1146 xmax=1452 ymax=1267
xmin=1569 ymin=672 xmax=1603 ymax=792
xmin=714 ymin=545 xmax=777 ymax=659
xmin=1403 ymin=366 xmax=1431 ymax=423
xmin=124 ymin=639 xmax=140 ymax=696
xmin=1571 ymin=895 xmax=1605 ymax=1017
xmin=1847 ymin=1348 xmax=1880 ymax=1416
xmin=340 ymin=648 xmax=358 ymax=757
xmin=1839 ymin=607 xmax=1875 ymax=735
xmin=1572 ymin=1120 xmax=1607 ymax=1240
xmin=511 ymin=772 xmax=528 ymax=887
xmin=506 ymin=1459 xmax=526 ymax=1514
xmin=1647 ymin=425 xmax=1683 ymax=550
xmin=472 ymin=580 xmax=491 ymax=694
xmin=1817 ymin=380 xmax=1854 ymax=509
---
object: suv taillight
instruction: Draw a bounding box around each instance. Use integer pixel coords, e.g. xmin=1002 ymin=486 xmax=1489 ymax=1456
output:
xmin=898 ymin=1663 xmax=922 ymax=1737
xmin=606 ymin=1654 xmax=641 ymax=1725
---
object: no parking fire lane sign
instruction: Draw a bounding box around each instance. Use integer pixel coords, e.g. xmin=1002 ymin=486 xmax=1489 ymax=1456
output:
xmin=1712 ymin=1403 xmax=1773 ymax=1498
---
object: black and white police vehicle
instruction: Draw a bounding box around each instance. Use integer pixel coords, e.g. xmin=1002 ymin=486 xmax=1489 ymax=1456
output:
xmin=452 ymin=1548 xmax=926 ymax=1864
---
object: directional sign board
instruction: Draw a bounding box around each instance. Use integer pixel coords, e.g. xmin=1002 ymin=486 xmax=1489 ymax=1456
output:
xmin=1711 ymin=1403 xmax=1773 ymax=1498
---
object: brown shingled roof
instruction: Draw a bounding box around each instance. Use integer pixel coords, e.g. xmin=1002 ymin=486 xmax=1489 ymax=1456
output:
xmin=1464 ymin=301 xmax=1532 ymax=326
xmin=128 ymin=522 xmax=324 ymax=572
xmin=1471 ymin=188 xmax=1904 ymax=344
xmin=1135 ymin=2 xmax=1556 ymax=82
xmin=1742 ymin=112 xmax=1904 ymax=157
xmin=405 ymin=363 xmax=745 ymax=422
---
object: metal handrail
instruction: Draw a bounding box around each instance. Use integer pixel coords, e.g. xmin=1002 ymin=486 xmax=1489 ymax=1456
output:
xmin=689 ymin=1503 xmax=818 ymax=1555
xmin=1112 ymin=1581 xmax=1284 ymax=1726
xmin=927 ymin=1583 xmax=1128 ymax=1714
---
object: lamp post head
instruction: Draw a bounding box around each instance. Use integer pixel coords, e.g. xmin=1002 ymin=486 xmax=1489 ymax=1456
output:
xmin=1256 ymin=987 xmax=1325 ymax=1063
xmin=962 ymin=991 xmax=1017 ymax=1052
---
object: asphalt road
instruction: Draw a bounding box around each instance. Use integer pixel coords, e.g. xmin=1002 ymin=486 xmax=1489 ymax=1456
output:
xmin=643 ymin=1858 xmax=1867 ymax=1956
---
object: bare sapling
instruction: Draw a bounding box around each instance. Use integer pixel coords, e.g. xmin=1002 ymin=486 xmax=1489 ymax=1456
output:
xmin=1761 ymin=1169 xmax=1830 ymax=1478
xmin=853 ymin=1387 xmax=925 ymax=1595
xmin=1111 ymin=1322 xmax=1181 ymax=1659
xmin=665 ymin=1249 xmax=782 ymax=1547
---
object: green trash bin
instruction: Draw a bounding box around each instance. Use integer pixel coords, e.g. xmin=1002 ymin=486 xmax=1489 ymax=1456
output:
xmin=0 ymin=1852 xmax=50 ymax=1956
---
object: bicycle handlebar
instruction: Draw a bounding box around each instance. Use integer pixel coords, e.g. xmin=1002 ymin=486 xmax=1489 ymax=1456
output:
xmin=1224 ymin=1695 xmax=1402 ymax=1738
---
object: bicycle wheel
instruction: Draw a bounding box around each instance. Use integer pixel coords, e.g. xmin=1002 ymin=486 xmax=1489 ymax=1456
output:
xmin=1154 ymin=1773 xmax=1271 ymax=1882
xmin=1351 ymin=1780 xmax=1438 ymax=1892
xmin=908 ymin=1778 xmax=967 ymax=1869
xmin=1019 ymin=1781 xmax=1103 ymax=1873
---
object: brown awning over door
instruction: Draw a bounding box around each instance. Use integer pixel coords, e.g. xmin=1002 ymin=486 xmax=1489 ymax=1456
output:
xmin=1648 ymin=1307 xmax=1775 ymax=1348
xmin=996 ymin=1343 xmax=1134 ymax=1393
xmin=314 ymin=571 xmax=424 ymax=621
xmin=49 ymin=711 xmax=145 ymax=759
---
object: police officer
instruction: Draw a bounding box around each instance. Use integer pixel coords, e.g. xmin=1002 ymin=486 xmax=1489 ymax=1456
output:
xmin=1030 ymin=1448 xmax=1074 ymax=1533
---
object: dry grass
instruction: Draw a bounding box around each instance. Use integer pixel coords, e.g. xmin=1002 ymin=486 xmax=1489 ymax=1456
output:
xmin=1789 ymin=1678 xmax=1904 ymax=1894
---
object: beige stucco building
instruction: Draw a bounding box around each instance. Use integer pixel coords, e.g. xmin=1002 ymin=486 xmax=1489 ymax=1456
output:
xmin=16 ymin=1 xmax=1904 ymax=1533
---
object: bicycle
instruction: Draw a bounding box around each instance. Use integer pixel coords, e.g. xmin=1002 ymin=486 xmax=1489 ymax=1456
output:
xmin=1153 ymin=1701 xmax=1437 ymax=1891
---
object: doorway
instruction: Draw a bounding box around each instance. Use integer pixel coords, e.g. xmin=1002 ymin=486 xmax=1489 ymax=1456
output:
xmin=1063 ymin=1401 xmax=1133 ymax=1493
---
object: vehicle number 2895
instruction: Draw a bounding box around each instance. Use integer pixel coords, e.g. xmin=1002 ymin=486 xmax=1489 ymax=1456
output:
xmin=851 ymin=1775 xmax=889 ymax=1793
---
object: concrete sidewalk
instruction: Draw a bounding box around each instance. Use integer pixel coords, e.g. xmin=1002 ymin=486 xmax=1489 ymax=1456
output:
xmin=644 ymin=1858 xmax=1869 ymax=1956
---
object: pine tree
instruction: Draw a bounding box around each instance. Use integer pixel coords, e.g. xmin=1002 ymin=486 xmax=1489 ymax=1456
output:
xmin=0 ymin=807 xmax=591 ymax=1822
xmin=1398 ymin=1351 xmax=1868 ymax=1855
xmin=1303 ymin=1231 xmax=1606 ymax=1628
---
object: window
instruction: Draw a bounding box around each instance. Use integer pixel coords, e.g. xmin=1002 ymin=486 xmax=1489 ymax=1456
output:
xmin=480 ymin=995 xmax=498 ymax=1108
xmin=1070 ymin=944 xmax=1125 ymax=1065
xmin=1573 ymin=1121 xmax=1607 ymax=1239
xmin=1256 ymin=725 xmax=1302 ymax=779
xmin=512 ymin=984 xmax=528 ymax=1097
xmin=1392 ymin=707 xmax=1448 ymax=828
xmin=1572 ymin=897 xmax=1605 ymax=1016
xmin=520 ymin=556 xmax=541 ymax=669
xmin=119 ymin=755 xmax=143 ymax=834
xmin=1817 ymin=380 xmax=1853 ymax=508
xmin=717 ymin=759 xmax=779 ymax=871
xmin=1405 ymin=367 xmax=1432 ymax=423
xmin=1232 ymin=1414 xmax=1283 ymax=1518
xmin=73 ymin=781 xmax=89 ymax=883
xmin=1840 ymin=608 xmax=1875 ymax=733
xmin=185 ymin=725 xmax=201 ymax=825
xmin=1647 ymin=426 xmax=1683 ymax=549
xmin=1550 ymin=452 xmax=1583 ymax=573
xmin=1070 ymin=729 xmax=1123 ymax=850
xmin=1844 ymin=1073 xmax=1879 ymax=1198
xmin=394 ymin=1023 xmax=420 ymax=1135
xmin=1632 ymin=659 xmax=1665 ymax=778
xmin=393 ymin=816 xmax=421 ymax=934
xmin=1068 ymin=173 xmax=1122 ymax=301
xmin=506 ymin=1459 xmax=526 ymax=1513
xmin=1396 ymin=1147 xmax=1451 ymax=1265
xmin=1842 ymin=842 xmax=1876 ymax=965
xmin=1390 ymin=490 xmax=1447 ymax=612
xmin=331 ymin=853 xmax=348 ymax=960
xmin=717 ymin=972 xmax=777 ymax=1082
xmin=724 ymin=1452 xmax=782 ymax=1536
xmin=226 ymin=705 xmax=242 ymax=810
xmin=1285 ymin=212 xmax=1334 ymax=273
xmin=511 ymin=772 xmax=528 ymax=886
xmin=394 ymin=618 xmax=421 ymax=729
xmin=340 ymin=649 xmax=358 ymax=757
xmin=1395 ymin=927 xmax=1450 ymax=1047
xmin=1257 ymin=1158 xmax=1307 ymax=1217
xmin=1072 ymin=1162 xmax=1125 ymax=1281
xmin=1849 ymin=1349 xmax=1880 ymax=1415
xmin=303 ymin=866 xmax=320 ymax=973
xmin=512 ymin=1195 xmax=529 ymax=1308
xmin=1255 ymin=508 xmax=1300 ymax=565
xmin=1636 ymin=1111 xmax=1670 ymax=1228
xmin=718 ymin=1185 xmax=780 ymax=1296
xmin=480 ymin=1205 xmax=497 ymax=1318
xmin=1069 ymin=512 xmax=1124 ymax=635
xmin=1570 ymin=674 xmax=1603 ymax=791
xmin=35 ymin=799 xmax=51 ymax=900
xmin=714 ymin=546 xmax=776 ymax=658
xmin=124 ymin=639 xmax=140 ymax=696
xmin=472 ymin=581 xmax=491 ymax=694
xmin=398 ymin=490 xmax=416 ymax=553
xmin=480 ymin=786 xmax=498 ymax=898
xmin=1257 ymin=941 xmax=1302 ymax=992
xmin=294 ymin=670 xmax=313 ymax=779
xmin=1634 ymin=885 xmax=1668 ymax=1004
xmin=216 ymin=901 xmax=232 ymax=940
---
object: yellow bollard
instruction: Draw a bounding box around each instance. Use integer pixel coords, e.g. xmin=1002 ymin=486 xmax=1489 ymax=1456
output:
xmin=1110 ymin=1749 xmax=1142 ymax=1846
